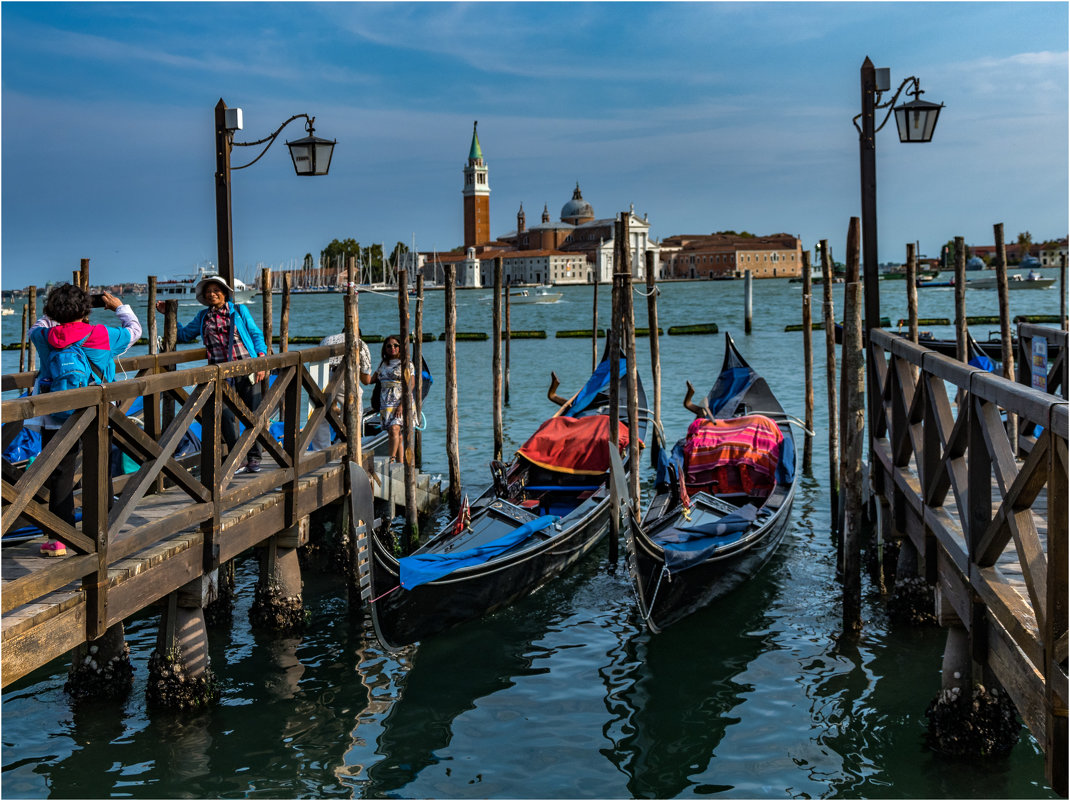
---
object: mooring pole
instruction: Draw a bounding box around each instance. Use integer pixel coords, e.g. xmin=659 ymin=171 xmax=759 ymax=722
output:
xmin=162 ymin=300 xmax=179 ymax=432
xmin=744 ymin=269 xmax=753 ymax=334
xmin=397 ymin=268 xmax=418 ymax=552
xmin=645 ymin=250 xmax=662 ymax=466
xmin=839 ymin=219 xmax=861 ymax=535
xmin=906 ymin=243 xmax=918 ymax=344
xmin=606 ymin=216 xmax=625 ymax=569
xmin=954 ymin=235 xmax=968 ymax=364
xmin=19 ymin=303 xmax=27 ymax=372
xmin=147 ymin=277 xmax=158 ymax=356
xmin=344 ymin=256 xmax=361 ymax=471
xmin=444 ymin=263 xmax=462 ymax=515
xmin=1061 ymin=254 xmax=1068 ymax=332
xmin=414 ymin=272 xmax=424 ymax=469
xmin=622 ymin=215 xmax=640 ymax=515
xmin=592 ymin=278 xmax=599 ymax=371
xmin=26 ymin=285 xmax=37 ymax=372
xmin=802 ymin=251 xmax=814 ymax=472
xmin=80 ymin=258 xmax=90 ymax=293
xmin=504 ymin=276 xmax=511 ymax=407
xmin=261 ymin=268 xmax=273 ymax=354
xmin=820 ymin=239 xmax=840 ymax=534
xmin=280 ymin=273 xmax=291 ymax=353
xmin=994 ymin=223 xmax=1017 ymax=455
xmin=842 ymin=280 xmax=865 ymax=634
xmin=492 ymin=257 xmax=504 ymax=462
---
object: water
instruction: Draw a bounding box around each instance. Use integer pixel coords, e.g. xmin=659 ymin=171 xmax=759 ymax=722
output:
xmin=2 ymin=271 xmax=1062 ymax=798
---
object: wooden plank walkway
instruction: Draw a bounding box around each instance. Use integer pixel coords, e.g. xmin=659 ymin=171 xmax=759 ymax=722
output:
xmin=1 ymin=458 xmax=441 ymax=687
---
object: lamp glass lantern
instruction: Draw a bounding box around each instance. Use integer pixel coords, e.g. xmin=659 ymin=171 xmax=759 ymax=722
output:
xmin=286 ymin=133 xmax=337 ymax=176
xmin=894 ymin=97 xmax=943 ymax=143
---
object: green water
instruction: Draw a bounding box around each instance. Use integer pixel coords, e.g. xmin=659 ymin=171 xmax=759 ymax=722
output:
xmin=1 ymin=273 xmax=1061 ymax=798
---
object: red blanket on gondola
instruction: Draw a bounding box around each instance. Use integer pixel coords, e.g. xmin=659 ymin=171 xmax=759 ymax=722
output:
xmin=517 ymin=415 xmax=632 ymax=475
xmin=683 ymin=415 xmax=782 ymax=498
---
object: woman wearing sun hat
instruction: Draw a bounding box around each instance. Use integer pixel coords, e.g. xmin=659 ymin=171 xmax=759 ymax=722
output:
xmin=159 ymin=276 xmax=268 ymax=473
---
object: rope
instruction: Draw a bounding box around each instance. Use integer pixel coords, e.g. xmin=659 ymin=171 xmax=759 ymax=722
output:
xmin=637 ymin=565 xmax=670 ymax=623
xmin=746 ymin=410 xmax=816 ymax=437
xmin=413 ymin=410 xmax=427 ymax=431
xmin=369 ymin=584 xmax=400 ymax=603
xmin=633 ymin=284 xmax=660 ymax=298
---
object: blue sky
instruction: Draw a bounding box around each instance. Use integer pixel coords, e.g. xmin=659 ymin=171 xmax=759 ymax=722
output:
xmin=2 ymin=1 xmax=1067 ymax=287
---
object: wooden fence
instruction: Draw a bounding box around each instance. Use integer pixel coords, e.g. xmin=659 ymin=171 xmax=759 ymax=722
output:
xmin=868 ymin=325 xmax=1067 ymax=791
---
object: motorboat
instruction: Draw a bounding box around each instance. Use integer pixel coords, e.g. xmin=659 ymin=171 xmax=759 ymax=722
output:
xmin=155 ymin=263 xmax=257 ymax=305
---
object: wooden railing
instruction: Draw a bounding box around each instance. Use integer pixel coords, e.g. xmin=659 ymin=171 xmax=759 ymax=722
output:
xmin=1 ymin=344 xmax=350 ymax=637
xmin=868 ymin=326 xmax=1068 ymax=782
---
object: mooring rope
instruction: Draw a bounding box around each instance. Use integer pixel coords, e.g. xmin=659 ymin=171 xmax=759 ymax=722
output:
xmin=368 ymin=584 xmax=400 ymax=603
xmin=637 ymin=565 xmax=671 ymax=623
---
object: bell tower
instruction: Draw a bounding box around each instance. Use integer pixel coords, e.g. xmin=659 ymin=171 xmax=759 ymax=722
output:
xmin=463 ymin=121 xmax=491 ymax=248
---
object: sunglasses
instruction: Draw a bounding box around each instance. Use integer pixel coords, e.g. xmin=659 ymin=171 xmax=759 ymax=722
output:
xmin=387 ymin=343 xmax=400 ymax=349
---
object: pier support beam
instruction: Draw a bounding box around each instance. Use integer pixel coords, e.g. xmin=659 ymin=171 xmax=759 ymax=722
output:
xmin=888 ymin=537 xmax=936 ymax=626
xmin=147 ymin=576 xmax=219 ymax=710
xmin=65 ymin=622 xmax=133 ymax=701
xmin=249 ymin=523 xmax=306 ymax=633
xmin=203 ymin=560 xmax=236 ymax=627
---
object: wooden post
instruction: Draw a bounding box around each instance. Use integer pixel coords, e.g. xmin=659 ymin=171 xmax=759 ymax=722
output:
xmin=607 ymin=217 xmax=624 ymax=569
xmin=820 ymin=239 xmax=840 ymax=532
xmin=592 ymin=278 xmax=599 ymax=371
xmin=72 ymin=270 xmax=80 ymax=288
xmin=26 ymin=286 xmax=37 ymax=372
xmin=744 ymin=269 xmax=753 ymax=334
xmin=80 ymin=258 xmax=90 ymax=292
xmin=344 ymin=256 xmax=361 ymax=470
xmin=397 ymin=269 xmax=418 ymax=552
xmin=906 ymin=243 xmax=919 ymax=344
xmin=993 ymin=223 xmax=1017 ymax=455
xmin=444 ymin=263 xmax=462 ymax=514
xmin=19 ymin=304 xmax=27 ymax=372
xmin=645 ymin=251 xmax=662 ymax=466
xmin=841 ymin=280 xmax=865 ymax=634
xmin=504 ymin=276 xmax=511 ymax=406
xmin=624 ymin=257 xmax=641 ymax=515
xmin=162 ymin=300 xmax=179 ymax=432
xmin=147 ymin=277 xmax=158 ymax=355
xmin=492 ymin=257 xmax=503 ymax=462
xmin=1061 ymin=254 xmax=1067 ymax=332
xmin=414 ymin=273 xmax=424 ymax=469
xmin=801 ymin=252 xmax=814 ymax=472
xmin=261 ymin=268 xmax=273 ymax=354
xmin=840 ymin=218 xmax=860 ymax=515
xmin=954 ymin=235 xmax=967 ymax=364
xmin=280 ymin=273 xmax=291 ymax=352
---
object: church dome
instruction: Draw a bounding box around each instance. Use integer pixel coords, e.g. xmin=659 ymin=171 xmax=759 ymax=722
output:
xmin=560 ymin=183 xmax=594 ymax=223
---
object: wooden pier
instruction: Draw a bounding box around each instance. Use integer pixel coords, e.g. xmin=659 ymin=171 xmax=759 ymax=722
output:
xmin=867 ymin=321 xmax=1067 ymax=793
xmin=1 ymin=343 xmax=440 ymax=688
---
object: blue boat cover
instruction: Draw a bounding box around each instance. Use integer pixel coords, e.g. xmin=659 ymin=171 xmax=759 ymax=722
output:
xmin=569 ymin=359 xmax=627 ymax=416
xmin=399 ymin=515 xmax=560 ymax=589
xmin=707 ymin=366 xmax=757 ymax=416
xmin=656 ymin=504 xmax=758 ymax=573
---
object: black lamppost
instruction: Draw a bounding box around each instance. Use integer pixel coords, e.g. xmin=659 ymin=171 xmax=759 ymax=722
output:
xmin=214 ymin=99 xmax=336 ymax=288
xmin=855 ymin=57 xmax=943 ymax=431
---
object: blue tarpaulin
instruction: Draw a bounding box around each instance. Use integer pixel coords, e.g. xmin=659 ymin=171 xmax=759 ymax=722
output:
xmin=657 ymin=504 xmax=758 ymax=573
xmin=399 ymin=515 xmax=560 ymax=589
xmin=569 ymin=359 xmax=627 ymax=416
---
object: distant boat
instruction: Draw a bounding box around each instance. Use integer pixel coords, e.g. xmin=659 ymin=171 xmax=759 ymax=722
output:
xmin=509 ymin=287 xmax=562 ymax=304
xmin=155 ymin=263 xmax=257 ymax=305
xmin=1 ymin=308 xmax=13 ymax=316
xmin=966 ymin=273 xmax=1054 ymax=290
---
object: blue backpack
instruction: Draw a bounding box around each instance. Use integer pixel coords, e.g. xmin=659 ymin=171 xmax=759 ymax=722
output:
xmin=42 ymin=334 xmax=103 ymax=421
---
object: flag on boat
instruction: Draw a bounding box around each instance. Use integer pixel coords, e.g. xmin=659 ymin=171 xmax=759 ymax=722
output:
xmin=452 ymin=494 xmax=471 ymax=536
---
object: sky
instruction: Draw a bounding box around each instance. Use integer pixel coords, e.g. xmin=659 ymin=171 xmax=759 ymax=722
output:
xmin=1 ymin=1 xmax=1067 ymax=288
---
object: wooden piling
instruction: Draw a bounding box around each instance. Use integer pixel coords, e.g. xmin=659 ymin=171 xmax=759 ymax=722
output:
xmin=801 ymin=252 xmax=814 ymax=472
xmin=1061 ymin=254 xmax=1067 ymax=331
xmin=502 ymin=277 xmax=511 ymax=407
xmin=80 ymin=258 xmax=90 ymax=292
xmin=397 ymin=269 xmax=418 ymax=552
xmin=606 ymin=217 xmax=625 ymax=568
xmin=26 ymin=286 xmax=37 ymax=372
xmin=162 ymin=300 xmax=179 ymax=432
xmin=592 ymin=279 xmax=599 ymax=372
xmin=414 ymin=273 xmax=424 ymax=469
xmin=993 ymin=223 xmax=1017 ymax=455
xmin=19 ymin=304 xmax=27 ymax=372
xmin=954 ymin=235 xmax=967 ymax=364
xmin=841 ymin=281 xmax=865 ymax=634
xmin=444 ymin=263 xmax=462 ymax=514
xmin=492 ymin=257 xmax=504 ymax=462
xmin=147 ymin=277 xmax=158 ymax=355
xmin=620 ymin=215 xmax=640 ymax=514
xmin=645 ymin=251 xmax=662 ymax=465
xmin=905 ymin=243 xmax=919 ymax=344
xmin=840 ymin=218 xmax=860 ymax=513
xmin=344 ymin=256 xmax=361 ymax=470
xmin=820 ymin=239 xmax=840 ymax=530
xmin=280 ymin=273 xmax=291 ymax=353
xmin=260 ymin=268 xmax=273 ymax=354
xmin=744 ymin=269 xmax=753 ymax=334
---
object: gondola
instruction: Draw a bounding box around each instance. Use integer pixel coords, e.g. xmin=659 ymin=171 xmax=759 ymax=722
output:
xmin=623 ymin=332 xmax=798 ymax=633
xmin=354 ymin=356 xmax=648 ymax=651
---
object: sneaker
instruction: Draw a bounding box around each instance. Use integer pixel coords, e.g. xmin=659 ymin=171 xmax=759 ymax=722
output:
xmin=40 ymin=540 xmax=67 ymax=557
xmin=245 ymin=457 xmax=261 ymax=474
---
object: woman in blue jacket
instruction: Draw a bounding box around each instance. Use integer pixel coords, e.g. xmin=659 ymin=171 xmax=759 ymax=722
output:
xmin=159 ymin=277 xmax=268 ymax=473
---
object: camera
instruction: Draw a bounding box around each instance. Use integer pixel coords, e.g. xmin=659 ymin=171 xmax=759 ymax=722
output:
xmin=90 ymin=293 xmax=106 ymax=308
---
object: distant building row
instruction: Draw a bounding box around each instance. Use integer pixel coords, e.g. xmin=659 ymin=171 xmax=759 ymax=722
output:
xmin=419 ymin=123 xmax=803 ymax=287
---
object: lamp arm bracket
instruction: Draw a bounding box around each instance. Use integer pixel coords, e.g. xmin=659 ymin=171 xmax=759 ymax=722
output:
xmin=231 ymin=113 xmax=314 ymax=171
xmin=873 ymin=76 xmax=920 ymax=134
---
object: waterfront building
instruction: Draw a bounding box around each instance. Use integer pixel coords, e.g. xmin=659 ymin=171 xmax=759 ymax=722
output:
xmin=660 ymin=232 xmax=804 ymax=279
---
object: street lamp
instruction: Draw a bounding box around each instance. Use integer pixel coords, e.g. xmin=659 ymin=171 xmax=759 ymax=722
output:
xmin=214 ymin=99 xmax=336 ymax=288
xmin=855 ymin=57 xmax=943 ymax=436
